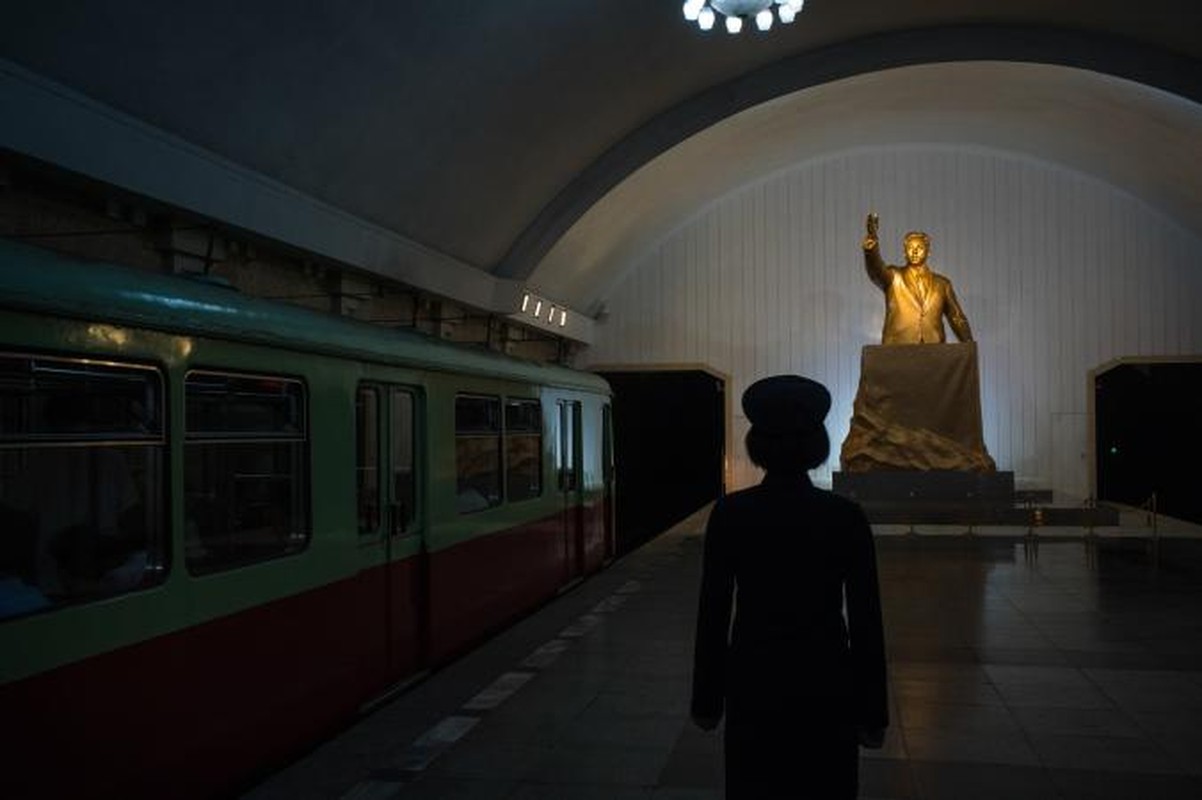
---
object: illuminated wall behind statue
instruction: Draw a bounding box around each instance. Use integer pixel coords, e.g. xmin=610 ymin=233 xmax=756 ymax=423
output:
xmin=581 ymin=145 xmax=1202 ymax=498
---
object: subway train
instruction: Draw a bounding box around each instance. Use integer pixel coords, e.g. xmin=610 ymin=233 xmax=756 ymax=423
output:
xmin=0 ymin=240 xmax=615 ymax=799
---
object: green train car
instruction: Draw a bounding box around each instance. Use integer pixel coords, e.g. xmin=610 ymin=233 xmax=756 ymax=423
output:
xmin=0 ymin=240 xmax=615 ymax=799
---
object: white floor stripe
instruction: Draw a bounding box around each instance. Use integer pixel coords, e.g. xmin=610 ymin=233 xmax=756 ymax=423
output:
xmin=412 ymin=715 xmax=480 ymax=748
xmin=521 ymin=638 xmax=572 ymax=669
xmin=592 ymin=595 xmax=627 ymax=613
xmin=616 ymin=579 xmax=642 ymax=594
xmin=559 ymin=613 xmax=602 ymax=637
xmin=461 ymin=671 xmax=535 ymax=710
xmin=392 ymin=715 xmax=481 ymax=772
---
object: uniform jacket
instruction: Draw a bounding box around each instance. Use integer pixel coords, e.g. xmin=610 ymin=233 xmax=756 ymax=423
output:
xmin=691 ymin=472 xmax=888 ymax=730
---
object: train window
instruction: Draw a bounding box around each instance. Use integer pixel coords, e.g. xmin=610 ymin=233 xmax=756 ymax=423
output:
xmin=184 ymin=372 xmax=308 ymax=574
xmin=0 ymin=353 xmax=166 ymax=621
xmin=356 ymin=387 xmax=380 ymax=534
xmin=390 ymin=389 xmax=417 ymax=534
xmin=505 ymin=399 xmax=542 ymax=502
xmin=455 ymin=395 xmax=501 ymax=514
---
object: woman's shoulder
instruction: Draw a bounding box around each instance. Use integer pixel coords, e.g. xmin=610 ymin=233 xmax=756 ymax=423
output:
xmin=710 ymin=485 xmax=757 ymax=514
xmin=708 ymin=484 xmax=774 ymax=520
xmin=807 ymin=484 xmax=872 ymax=521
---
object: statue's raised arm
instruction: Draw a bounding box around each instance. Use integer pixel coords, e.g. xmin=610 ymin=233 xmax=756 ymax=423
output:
xmin=862 ymin=212 xmax=889 ymax=290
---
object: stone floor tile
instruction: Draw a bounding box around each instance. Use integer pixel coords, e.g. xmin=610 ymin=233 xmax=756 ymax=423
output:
xmin=1085 ymin=667 xmax=1202 ymax=710
xmin=561 ymin=709 xmax=684 ymax=749
xmin=1010 ymin=705 xmax=1144 ymax=739
xmin=859 ymin=757 xmax=917 ymax=799
xmin=648 ymin=789 xmax=723 ymax=800
xmin=910 ymin=761 xmax=1062 ymax=800
xmin=893 ymin=677 xmax=1006 ymax=710
xmin=531 ymin=743 xmax=669 ymax=787
xmin=984 ymin=665 xmax=1114 ymax=709
xmin=390 ymin=776 xmax=517 ymax=800
xmin=1124 ymin=708 xmax=1202 ymax=774
xmin=1048 ymin=768 xmax=1202 ymax=800
xmin=901 ymin=727 xmax=1040 ymax=766
xmin=1026 ymin=732 xmax=1182 ymax=774
xmin=898 ymin=701 xmax=1022 ymax=734
xmin=425 ymin=741 xmax=553 ymax=782
xmin=656 ymin=729 xmax=723 ymax=790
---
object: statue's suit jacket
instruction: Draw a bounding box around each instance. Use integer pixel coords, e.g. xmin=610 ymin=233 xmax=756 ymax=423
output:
xmin=691 ymin=472 xmax=888 ymax=797
xmin=865 ymin=244 xmax=972 ymax=344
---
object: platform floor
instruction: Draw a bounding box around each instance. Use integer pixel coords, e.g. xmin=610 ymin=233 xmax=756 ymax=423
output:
xmin=243 ymin=508 xmax=1202 ymax=800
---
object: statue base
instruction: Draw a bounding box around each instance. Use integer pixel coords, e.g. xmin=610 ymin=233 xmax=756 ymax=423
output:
xmin=831 ymin=470 xmax=1118 ymax=525
xmin=833 ymin=469 xmax=1012 ymax=523
xmin=833 ymin=469 xmax=1013 ymax=504
xmin=840 ymin=342 xmax=995 ymax=473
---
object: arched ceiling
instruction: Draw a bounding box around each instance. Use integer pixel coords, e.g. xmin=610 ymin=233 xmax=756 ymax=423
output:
xmin=1 ymin=1 xmax=1200 ymax=336
xmin=533 ymin=61 xmax=1202 ymax=312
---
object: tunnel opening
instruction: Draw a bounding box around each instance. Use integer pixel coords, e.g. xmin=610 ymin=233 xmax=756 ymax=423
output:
xmin=595 ymin=368 xmax=726 ymax=555
xmin=1095 ymin=360 xmax=1202 ymax=525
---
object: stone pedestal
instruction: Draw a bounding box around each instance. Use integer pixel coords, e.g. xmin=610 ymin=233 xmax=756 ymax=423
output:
xmin=840 ymin=342 xmax=995 ymax=472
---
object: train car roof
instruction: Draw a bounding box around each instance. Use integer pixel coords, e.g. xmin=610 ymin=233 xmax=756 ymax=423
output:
xmin=0 ymin=240 xmax=609 ymax=394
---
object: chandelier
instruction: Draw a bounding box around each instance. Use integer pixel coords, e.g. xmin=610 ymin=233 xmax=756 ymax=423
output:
xmin=683 ymin=0 xmax=805 ymax=33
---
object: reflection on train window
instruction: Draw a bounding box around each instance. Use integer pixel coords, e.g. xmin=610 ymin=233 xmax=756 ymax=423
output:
xmin=556 ymin=400 xmax=581 ymax=491
xmin=358 ymin=385 xmax=418 ymax=535
xmin=356 ymin=387 xmax=380 ymax=534
xmin=187 ymin=372 xmax=303 ymax=435
xmin=391 ymin=390 xmax=417 ymax=535
xmin=505 ymin=399 xmax=542 ymax=502
xmin=0 ymin=353 xmax=166 ymax=621
xmin=184 ymin=372 xmax=308 ymax=574
xmin=455 ymin=395 xmax=501 ymax=514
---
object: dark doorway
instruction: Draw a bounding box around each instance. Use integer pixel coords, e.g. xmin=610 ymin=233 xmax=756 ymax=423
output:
xmin=596 ymin=369 xmax=725 ymax=555
xmin=1095 ymin=361 xmax=1202 ymax=524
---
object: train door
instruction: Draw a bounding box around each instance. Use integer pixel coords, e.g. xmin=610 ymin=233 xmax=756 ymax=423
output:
xmin=602 ymin=403 xmax=616 ymax=561
xmin=556 ymin=399 xmax=584 ymax=583
xmin=356 ymin=384 xmax=425 ymax=690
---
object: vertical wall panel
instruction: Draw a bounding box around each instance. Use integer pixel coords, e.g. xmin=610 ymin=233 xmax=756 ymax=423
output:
xmin=582 ymin=145 xmax=1202 ymax=497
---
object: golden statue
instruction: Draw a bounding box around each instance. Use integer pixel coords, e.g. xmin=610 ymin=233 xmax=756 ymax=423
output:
xmin=842 ymin=214 xmax=994 ymax=473
xmin=862 ymin=213 xmax=973 ymax=345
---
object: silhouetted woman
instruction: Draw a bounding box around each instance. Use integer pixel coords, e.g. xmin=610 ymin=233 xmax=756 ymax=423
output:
xmin=691 ymin=375 xmax=888 ymax=799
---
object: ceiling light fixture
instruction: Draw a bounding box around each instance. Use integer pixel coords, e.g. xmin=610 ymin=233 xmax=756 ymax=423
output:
xmin=515 ymin=288 xmax=572 ymax=331
xmin=683 ymin=0 xmax=804 ymax=33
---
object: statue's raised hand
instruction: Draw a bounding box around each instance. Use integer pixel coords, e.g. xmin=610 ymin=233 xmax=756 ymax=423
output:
xmin=863 ymin=213 xmax=879 ymax=250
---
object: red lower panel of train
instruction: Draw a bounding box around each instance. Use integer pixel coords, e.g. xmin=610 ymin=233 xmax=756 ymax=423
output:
xmin=2 ymin=502 xmax=608 ymax=800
